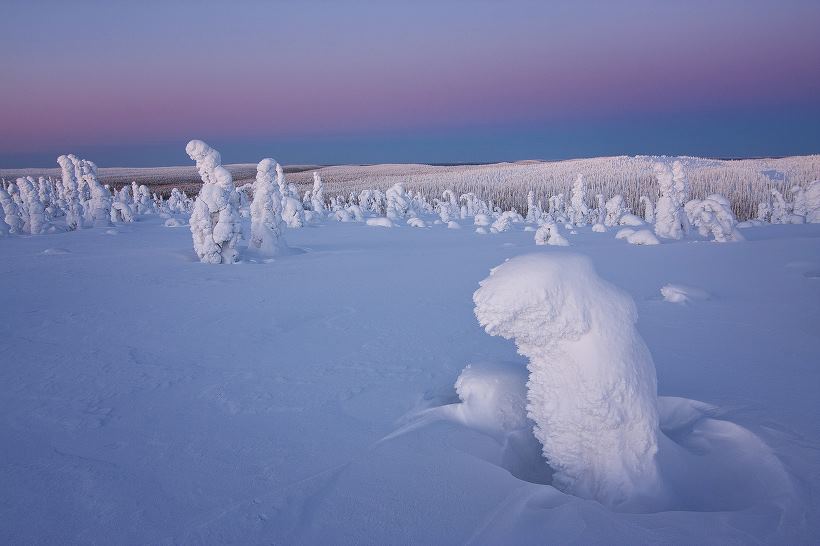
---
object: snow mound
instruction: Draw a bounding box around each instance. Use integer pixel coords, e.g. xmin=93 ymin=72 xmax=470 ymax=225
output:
xmin=447 ymin=221 xmax=461 ymax=229
xmin=475 ymin=227 xmax=488 ymax=234
xmin=619 ymin=213 xmax=644 ymax=226
xmin=164 ymin=218 xmax=184 ymax=228
xmin=41 ymin=248 xmax=71 ymax=255
xmin=615 ymin=227 xmax=635 ymax=239
xmin=366 ymin=217 xmax=394 ymax=228
xmin=626 ymin=229 xmax=660 ymax=245
xmin=406 ymin=217 xmax=427 ymax=228
xmin=453 ymin=362 xmax=529 ymax=437
xmin=661 ymin=284 xmax=710 ymax=303
xmin=592 ymin=223 xmax=606 ymax=232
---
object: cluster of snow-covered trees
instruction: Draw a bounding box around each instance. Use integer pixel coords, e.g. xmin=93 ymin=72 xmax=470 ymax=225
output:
xmin=4 ymin=147 xmax=819 ymax=256
xmin=0 ymin=154 xmax=196 ymax=238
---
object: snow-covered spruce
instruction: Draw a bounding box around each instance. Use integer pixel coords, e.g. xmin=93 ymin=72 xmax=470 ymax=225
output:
xmin=309 ymin=172 xmax=326 ymax=216
xmin=653 ymin=162 xmax=689 ymax=240
xmin=57 ymin=154 xmax=84 ymax=230
xmin=249 ymin=158 xmax=286 ymax=256
xmin=186 ymin=139 xmax=243 ymax=264
xmin=17 ymin=177 xmax=51 ymax=234
xmin=604 ymin=195 xmax=626 ymax=227
xmin=0 ymin=184 xmax=25 ymax=234
xmin=640 ymin=195 xmax=655 ymax=224
xmin=79 ymin=160 xmax=113 ymax=227
xmin=534 ymin=222 xmax=569 ymax=246
xmin=473 ymin=254 xmax=661 ymax=506
xmin=277 ymin=164 xmax=305 ymax=228
xmin=568 ymin=174 xmax=589 ymax=226
xmin=684 ymin=194 xmax=744 ymax=242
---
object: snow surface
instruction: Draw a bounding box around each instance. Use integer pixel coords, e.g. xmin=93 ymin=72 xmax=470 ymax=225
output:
xmin=1 ymin=217 xmax=820 ymax=543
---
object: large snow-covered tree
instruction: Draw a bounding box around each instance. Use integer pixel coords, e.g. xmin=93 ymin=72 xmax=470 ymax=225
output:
xmin=186 ymin=139 xmax=243 ymax=264
xmin=473 ymin=253 xmax=661 ymax=507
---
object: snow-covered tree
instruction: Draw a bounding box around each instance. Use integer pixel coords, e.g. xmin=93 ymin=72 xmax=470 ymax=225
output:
xmin=604 ymin=195 xmax=626 ymax=227
xmin=685 ymin=194 xmax=744 ymax=242
xmin=490 ymin=210 xmax=523 ymax=233
xmin=249 ymin=158 xmax=286 ymax=256
xmin=525 ymin=191 xmax=542 ymax=224
xmin=78 ymin=160 xmax=112 ymax=227
xmin=791 ymin=185 xmax=808 ymax=218
xmin=310 ymin=172 xmax=326 ymax=214
xmin=568 ymin=175 xmax=590 ymax=226
xmin=0 ymin=184 xmax=24 ymax=234
xmin=385 ymin=182 xmax=414 ymax=220
xmin=806 ymin=181 xmax=820 ymax=223
xmin=57 ymin=154 xmax=84 ymax=230
xmin=653 ymin=162 xmax=688 ymax=240
xmin=17 ymin=177 xmax=50 ymax=234
xmin=186 ymin=139 xmax=242 ymax=264
xmin=639 ymin=196 xmax=655 ymax=224
xmin=534 ymin=222 xmax=569 ymax=246
xmin=473 ymin=253 xmax=661 ymax=507
xmin=548 ymin=193 xmax=567 ymax=224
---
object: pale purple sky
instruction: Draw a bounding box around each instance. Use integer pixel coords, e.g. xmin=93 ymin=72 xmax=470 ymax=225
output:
xmin=2 ymin=0 xmax=819 ymax=166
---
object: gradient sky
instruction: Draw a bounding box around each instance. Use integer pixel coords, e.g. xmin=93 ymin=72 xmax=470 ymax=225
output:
xmin=2 ymin=0 xmax=819 ymax=167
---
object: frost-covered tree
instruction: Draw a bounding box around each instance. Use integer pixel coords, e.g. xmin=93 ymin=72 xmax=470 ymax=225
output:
xmin=653 ymin=162 xmax=688 ymax=240
xmin=684 ymin=194 xmax=744 ymax=243
xmin=17 ymin=177 xmax=50 ymax=234
xmin=385 ymin=182 xmax=414 ymax=220
xmin=548 ymin=193 xmax=567 ymax=224
xmin=604 ymin=195 xmax=626 ymax=227
xmin=78 ymin=160 xmax=112 ymax=227
xmin=166 ymin=188 xmax=187 ymax=214
xmin=639 ymin=196 xmax=655 ymax=224
xmin=0 ymin=184 xmax=24 ymax=234
xmin=806 ymin=181 xmax=820 ymax=223
xmin=186 ymin=139 xmax=243 ymax=264
xmin=490 ymin=210 xmax=523 ymax=233
xmin=249 ymin=158 xmax=286 ymax=256
xmin=534 ymin=222 xmax=569 ymax=246
xmin=57 ymin=154 xmax=84 ymax=230
xmin=568 ymin=175 xmax=590 ymax=226
xmin=310 ymin=172 xmax=326 ymax=214
xmin=473 ymin=254 xmax=661 ymax=506
xmin=136 ymin=185 xmax=155 ymax=215
xmin=525 ymin=191 xmax=542 ymax=224
xmin=791 ymin=185 xmax=808 ymax=218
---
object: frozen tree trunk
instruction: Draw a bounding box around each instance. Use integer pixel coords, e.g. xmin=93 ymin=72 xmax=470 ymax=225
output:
xmin=473 ymin=254 xmax=661 ymax=507
xmin=186 ymin=139 xmax=243 ymax=264
xmin=249 ymin=158 xmax=287 ymax=256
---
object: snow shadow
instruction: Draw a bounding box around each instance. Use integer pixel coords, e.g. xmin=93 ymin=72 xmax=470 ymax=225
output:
xmin=387 ymin=361 xmax=795 ymax=515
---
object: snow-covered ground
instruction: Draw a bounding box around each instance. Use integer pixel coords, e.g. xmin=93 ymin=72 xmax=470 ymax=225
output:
xmin=1 ymin=216 xmax=819 ymax=544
